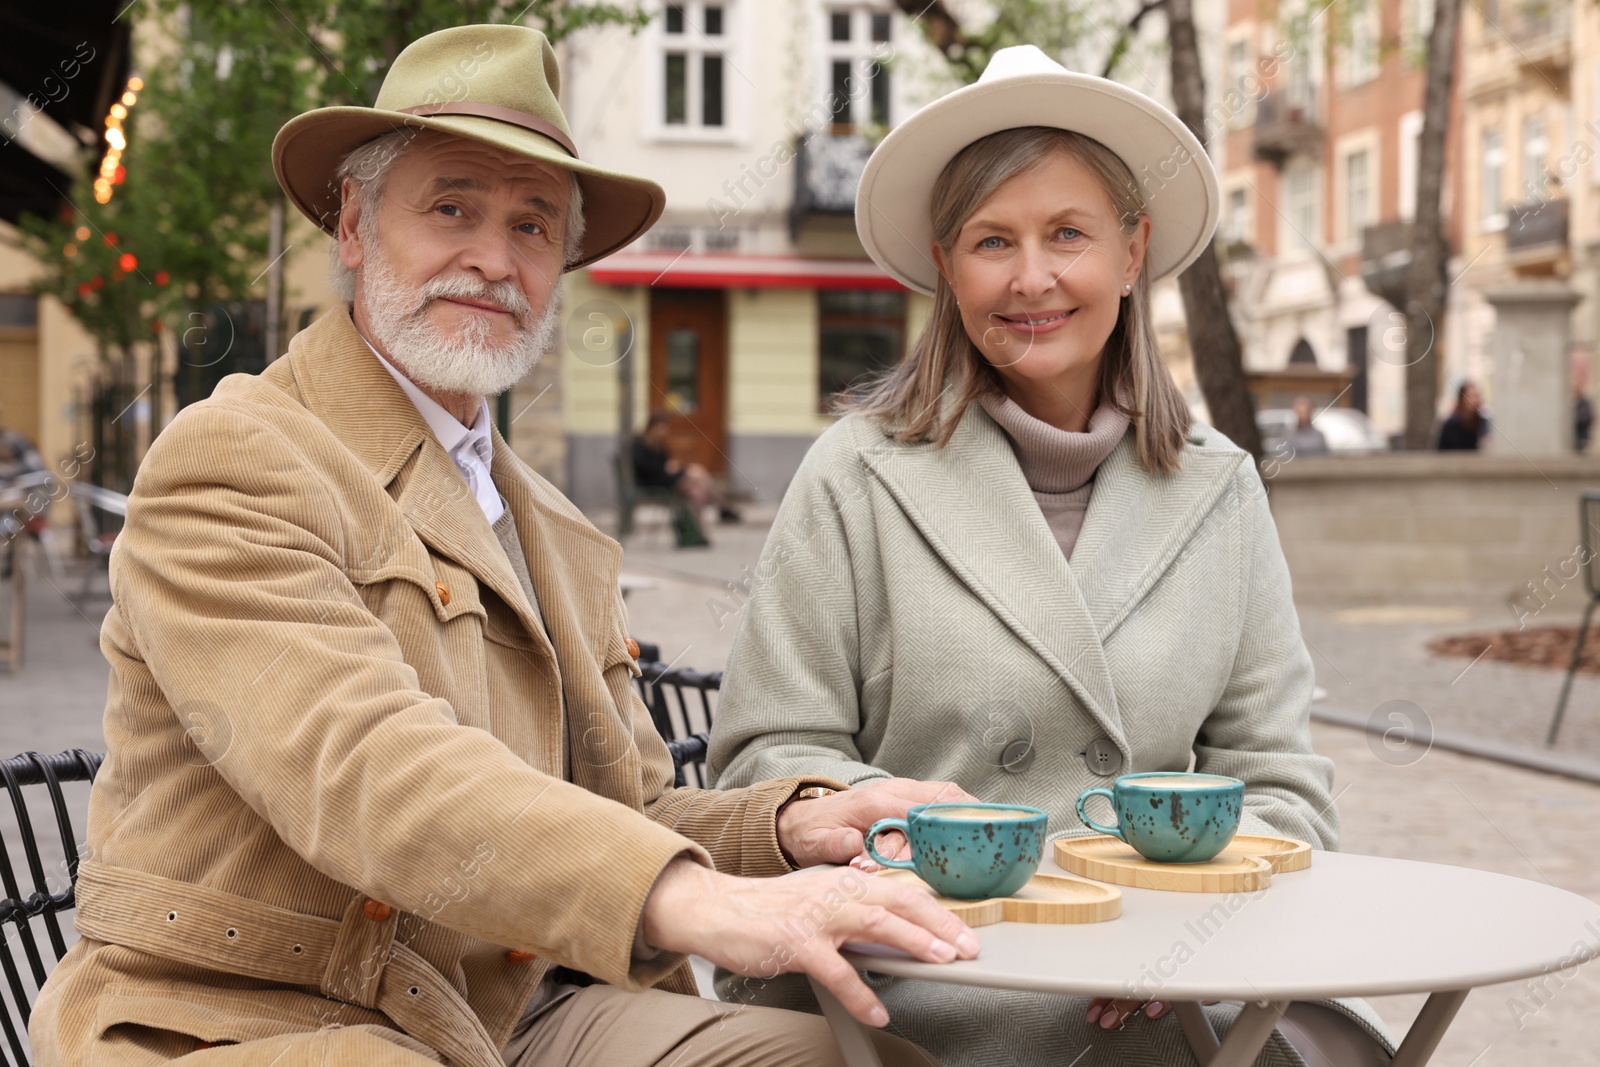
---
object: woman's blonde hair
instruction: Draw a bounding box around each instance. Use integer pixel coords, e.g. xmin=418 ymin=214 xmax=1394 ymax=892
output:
xmin=842 ymin=126 xmax=1193 ymax=474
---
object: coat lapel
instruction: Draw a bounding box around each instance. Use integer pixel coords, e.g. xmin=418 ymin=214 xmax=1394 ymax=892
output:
xmin=489 ymin=430 xmax=625 ymax=674
xmin=277 ymin=308 xmax=555 ymax=657
xmin=861 ymin=403 xmax=1240 ymax=742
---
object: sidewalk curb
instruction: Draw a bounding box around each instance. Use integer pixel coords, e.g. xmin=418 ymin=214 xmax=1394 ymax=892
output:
xmin=1311 ymin=704 xmax=1600 ymax=786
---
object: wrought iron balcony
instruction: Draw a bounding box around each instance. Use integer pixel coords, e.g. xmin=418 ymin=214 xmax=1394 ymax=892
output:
xmin=1359 ymin=220 xmax=1414 ymax=307
xmin=1252 ymin=92 xmax=1322 ymax=166
xmin=1504 ymin=196 xmax=1568 ymax=257
xmin=1504 ymin=0 xmax=1571 ymax=71
xmin=790 ymin=132 xmax=873 ymax=238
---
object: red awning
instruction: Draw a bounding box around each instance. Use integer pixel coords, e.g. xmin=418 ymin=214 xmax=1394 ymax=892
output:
xmin=586 ymin=252 xmax=905 ymax=291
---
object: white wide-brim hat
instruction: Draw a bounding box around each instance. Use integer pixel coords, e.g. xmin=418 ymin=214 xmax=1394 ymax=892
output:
xmin=855 ymin=45 xmax=1219 ymax=296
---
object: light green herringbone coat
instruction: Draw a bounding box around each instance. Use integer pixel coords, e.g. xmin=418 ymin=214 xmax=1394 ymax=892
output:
xmin=709 ymin=404 xmax=1394 ymax=1067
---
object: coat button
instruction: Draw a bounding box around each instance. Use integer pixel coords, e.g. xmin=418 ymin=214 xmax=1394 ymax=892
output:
xmin=436 ymin=582 xmax=451 ymax=606
xmin=362 ymin=899 xmax=392 ymax=922
xmin=1083 ymin=738 xmax=1123 ymax=777
xmin=626 ymin=638 xmax=640 ymax=659
xmin=506 ymin=949 xmax=537 ymax=964
xmin=999 ymin=739 xmax=1034 ymax=773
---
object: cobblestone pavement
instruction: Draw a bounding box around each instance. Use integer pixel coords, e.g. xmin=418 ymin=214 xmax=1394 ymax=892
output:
xmin=5 ymin=519 xmax=1598 ymax=1065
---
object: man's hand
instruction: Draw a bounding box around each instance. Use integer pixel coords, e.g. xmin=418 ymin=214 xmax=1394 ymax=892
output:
xmin=642 ymin=858 xmax=980 ymax=1026
xmin=775 ymin=777 xmax=975 ymax=870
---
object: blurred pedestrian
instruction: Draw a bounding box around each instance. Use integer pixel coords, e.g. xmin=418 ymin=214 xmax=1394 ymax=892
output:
xmin=632 ymin=410 xmax=740 ymax=523
xmin=1574 ymin=354 xmax=1593 ymax=453
xmin=1437 ymin=381 xmax=1489 ymax=450
xmin=1287 ymin=396 xmax=1329 ymax=455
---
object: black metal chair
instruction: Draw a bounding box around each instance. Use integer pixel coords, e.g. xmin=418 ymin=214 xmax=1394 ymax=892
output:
xmin=1548 ymin=490 xmax=1600 ymax=746
xmin=68 ymin=484 xmax=127 ymax=611
xmin=631 ymin=646 xmax=721 ymax=788
xmin=613 ymin=452 xmax=678 ymax=543
xmin=0 ymin=749 xmax=104 ymax=1067
xmin=0 ymin=667 xmax=717 ymax=1062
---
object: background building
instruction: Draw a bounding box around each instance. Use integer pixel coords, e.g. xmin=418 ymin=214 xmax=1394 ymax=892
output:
xmin=555 ymin=0 xmax=1225 ymax=511
xmin=1219 ymin=0 xmax=1468 ymax=444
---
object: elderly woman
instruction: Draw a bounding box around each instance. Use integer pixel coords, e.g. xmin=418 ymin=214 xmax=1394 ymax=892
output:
xmin=709 ymin=46 xmax=1394 ymax=1067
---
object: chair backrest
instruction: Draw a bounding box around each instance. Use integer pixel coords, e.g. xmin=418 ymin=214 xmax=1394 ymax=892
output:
xmin=0 ymin=750 xmax=103 ymax=1067
xmin=68 ymin=484 xmax=128 ymax=517
xmin=0 ymin=475 xmax=57 ymax=541
xmin=1582 ymin=491 xmax=1600 ymax=598
xmin=633 ymin=659 xmax=722 ymax=788
xmin=69 ymin=484 xmax=128 ymax=547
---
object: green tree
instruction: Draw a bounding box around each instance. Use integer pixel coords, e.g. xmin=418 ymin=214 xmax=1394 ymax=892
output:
xmin=20 ymin=1 xmax=649 ymax=486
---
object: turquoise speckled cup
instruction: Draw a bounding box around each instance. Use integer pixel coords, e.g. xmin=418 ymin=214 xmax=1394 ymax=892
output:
xmin=865 ymin=802 xmax=1048 ymax=899
xmin=1076 ymin=772 xmax=1244 ymax=863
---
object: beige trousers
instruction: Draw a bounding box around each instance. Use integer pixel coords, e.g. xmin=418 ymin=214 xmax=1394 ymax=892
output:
xmin=90 ymin=988 xmax=934 ymax=1066
xmin=501 ymin=985 xmax=937 ymax=1067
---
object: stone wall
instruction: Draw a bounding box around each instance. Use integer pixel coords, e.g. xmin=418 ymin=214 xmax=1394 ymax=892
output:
xmin=1267 ymin=452 xmax=1600 ymax=610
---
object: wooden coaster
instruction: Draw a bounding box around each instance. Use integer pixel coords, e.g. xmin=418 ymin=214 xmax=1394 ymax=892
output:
xmin=1232 ymin=834 xmax=1312 ymax=873
xmin=876 ymin=869 xmax=1121 ymax=926
xmin=1054 ymin=833 xmax=1311 ymax=893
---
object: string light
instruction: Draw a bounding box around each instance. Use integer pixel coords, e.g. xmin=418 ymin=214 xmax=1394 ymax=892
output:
xmin=94 ymin=75 xmax=141 ymax=204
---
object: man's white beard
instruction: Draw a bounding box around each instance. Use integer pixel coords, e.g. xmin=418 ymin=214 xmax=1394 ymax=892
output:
xmin=359 ymin=241 xmax=561 ymax=398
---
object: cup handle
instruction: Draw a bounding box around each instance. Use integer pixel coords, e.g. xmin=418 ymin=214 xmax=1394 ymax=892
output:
xmin=1076 ymin=787 xmax=1126 ymax=841
xmin=864 ymin=817 xmax=917 ymax=870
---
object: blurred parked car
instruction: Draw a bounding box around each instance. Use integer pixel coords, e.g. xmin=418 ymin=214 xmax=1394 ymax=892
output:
xmin=1257 ymin=407 xmax=1390 ymax=455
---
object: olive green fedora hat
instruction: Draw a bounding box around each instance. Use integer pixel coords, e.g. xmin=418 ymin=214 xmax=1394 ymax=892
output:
xmin=272 ymin=23 xmax=663 ymax=271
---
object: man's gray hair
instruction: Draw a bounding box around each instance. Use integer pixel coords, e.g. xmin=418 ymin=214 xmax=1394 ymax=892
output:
xmin=328 ymin=128 xmax=588 ymax=301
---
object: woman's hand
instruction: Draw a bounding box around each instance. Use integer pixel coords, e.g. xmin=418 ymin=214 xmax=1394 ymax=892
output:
xmin=1086 ymin=997 xmax=1218 ymax=1029
xmin=642 ymin=858 xmax=980 ymax=1026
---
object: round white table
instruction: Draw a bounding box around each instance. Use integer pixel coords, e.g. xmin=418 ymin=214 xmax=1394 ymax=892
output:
xmin=813 ymin=850 xmax=1600 ymax=1067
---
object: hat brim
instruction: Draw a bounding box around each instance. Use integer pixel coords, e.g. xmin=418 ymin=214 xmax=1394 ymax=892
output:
xmin=855 ymin=72 xmax=1220 ymax=296
xmin=272 ymin=107 xmax=664 ymax=271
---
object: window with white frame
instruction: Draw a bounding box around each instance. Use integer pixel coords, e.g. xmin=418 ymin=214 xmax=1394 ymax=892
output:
xmin=1593 ymin=63 xmax=1600 ymax=187
xmin=1281 ymin=11 xmax=1318 ymax=115
xmin=1339 ymin=0 xmax=1379 ymax=87
xmin=1343 ymin=147 xmax=1372 ymax=242
xmin=1481 ymin=125 xmax=1505 ymax=229
xmin=1226 ymin=186 xmax=1251 ymax=243
xmin=1521 ymin=113 xmax=1548 ymax=201
xmin=1399 ymin=110 xmax=1423 ymax=220
xmin=660 ymin=2 xmax=731 ymax=131
xmin=826 ymin=6 xmax=892 ymax=131
xmin=1227 ymin=39 xmax=1255 ymax=129
xmin=1402 ymin=0 xmax=1434 ymax=57
xmin=1281 ymin=162 xmax=1321 ymax=254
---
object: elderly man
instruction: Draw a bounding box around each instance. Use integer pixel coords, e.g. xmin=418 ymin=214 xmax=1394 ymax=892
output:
xmin=31 ymin=25 xmax=975 ymax=1067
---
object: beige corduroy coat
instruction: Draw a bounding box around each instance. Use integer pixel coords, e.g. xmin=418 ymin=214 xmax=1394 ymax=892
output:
xmin=31 ymin=308 xmax=835 ymax=1067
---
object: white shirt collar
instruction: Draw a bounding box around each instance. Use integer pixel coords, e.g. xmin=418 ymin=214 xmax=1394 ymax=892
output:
xmin=356 ymin=328 xmax=504 ymax=523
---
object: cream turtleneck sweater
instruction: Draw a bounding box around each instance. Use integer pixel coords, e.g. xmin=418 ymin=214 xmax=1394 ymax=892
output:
xmin=978 ymin=389 xmax=1131 ymax=561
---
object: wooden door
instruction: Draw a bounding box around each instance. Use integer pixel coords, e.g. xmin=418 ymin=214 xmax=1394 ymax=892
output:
xmin=648 ymin=289 xmax=727 ymax=473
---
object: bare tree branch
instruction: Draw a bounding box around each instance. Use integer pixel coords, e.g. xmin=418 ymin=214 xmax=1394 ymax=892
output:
xmin=1102 ymin=0 xmax=1167 ymax=79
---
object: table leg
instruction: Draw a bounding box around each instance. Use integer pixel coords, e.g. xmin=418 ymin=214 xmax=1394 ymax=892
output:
xmin=1207 ymin=1001 xmax=1289 ymax=1067
xmin=808 ymin=977 xmax=885 ymax=1067
xmin=1174 ymin=1001 xmax=1221 ymax=1064
xmin=1389 ymin=989 xmax=1470 ymax=1067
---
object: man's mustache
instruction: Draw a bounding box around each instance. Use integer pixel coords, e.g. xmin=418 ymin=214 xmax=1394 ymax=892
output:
xmin=410 ymin=274 xmax=534 ymax=325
